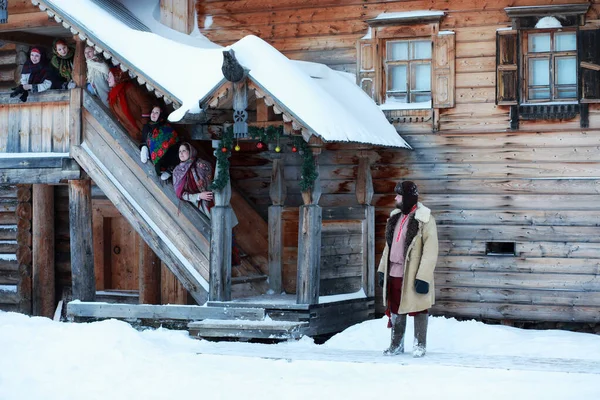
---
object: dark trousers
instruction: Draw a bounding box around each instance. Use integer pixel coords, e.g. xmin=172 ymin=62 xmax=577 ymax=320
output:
xmin=387 ymin=276 xmax=428 ymax=317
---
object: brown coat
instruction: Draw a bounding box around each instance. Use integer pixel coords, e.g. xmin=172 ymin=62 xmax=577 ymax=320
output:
xmin=109 ymin=83 xmax=153 ymax=143
xmin=377 ymin=203 xmax=438 ymax=314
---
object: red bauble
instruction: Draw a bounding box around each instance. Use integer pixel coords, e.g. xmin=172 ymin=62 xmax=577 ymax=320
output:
xmin=256 ymin=142 xmax=264 ymax=149
xmin=221 ymin=147 xmax=228 ymax=153
xmin=291 ymin=146 xmax=298 ymax=153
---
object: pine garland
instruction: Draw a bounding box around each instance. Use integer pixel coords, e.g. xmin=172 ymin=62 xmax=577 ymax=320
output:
xmin=209 ymin=125 xmax=318 ymax=193
xmin=293 ymin=137 xmax=318 ymax=192
xmin=248 ymin=125 xmax=284 ymax=143
xmin=209 ymin=127 xmax=234 ymax=191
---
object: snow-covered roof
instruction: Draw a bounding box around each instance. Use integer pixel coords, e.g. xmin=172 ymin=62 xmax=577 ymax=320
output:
xmin=33 ymin=0 xmax=409 ymax=148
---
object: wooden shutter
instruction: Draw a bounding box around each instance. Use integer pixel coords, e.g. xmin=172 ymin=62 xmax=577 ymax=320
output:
xmin=496 ymin=30 xmax=518 ymax=105
xmin=357 ymin=38 xmax=376 ymax=100
xmin=579 ymin=27 xmax=600 ymax=103
xmin=433 ymin=32 xmax=455 ymax=108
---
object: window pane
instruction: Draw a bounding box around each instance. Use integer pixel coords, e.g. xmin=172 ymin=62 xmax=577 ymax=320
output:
xmin=556 ymin=57 xmax=576 ymax=85
xmin=413 ymin=63 xmax=431 ymax=91
xmin=387 ymin=42 xmax=408 ymax=61
xmin=556 ymin=86 xmax=577 ymax=99
xmin=555 ymin=32 xmax=576 ymax=51
xmin=529 ymin=33 xmax=551 ymax=52
xmin=529 ymin=87 xmax=551 ymax=100
xmin=388 ymin=65 xmax=407 ymax=92
xmin=411 ymin=40 xmax=431 ymax=60
xmin=412 ymin=92 xmax=432 ymax=102
xmin=530 ymin=58 xmax=550 ymax=85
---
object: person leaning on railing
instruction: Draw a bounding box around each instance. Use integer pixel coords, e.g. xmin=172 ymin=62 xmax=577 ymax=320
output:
xmin=11 ymin=47 xmax=53 ymax=102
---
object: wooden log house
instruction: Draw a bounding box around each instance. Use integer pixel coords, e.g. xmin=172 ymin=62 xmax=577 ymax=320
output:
xmin=0 ymin=0 xmax=414 ymax=340
xmin=0 ymin=0 xmax=598 ymax=339
xmin=196 ymin=0 xmax=600 ymax=327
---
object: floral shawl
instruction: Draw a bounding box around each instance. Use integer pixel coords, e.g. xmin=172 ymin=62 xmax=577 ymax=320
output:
xmin=173 ymin=143 xmax=214 ymax=201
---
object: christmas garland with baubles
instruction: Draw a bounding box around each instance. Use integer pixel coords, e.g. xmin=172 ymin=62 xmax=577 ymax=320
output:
xmin=210 ymin=126 xmax=318 ymax=192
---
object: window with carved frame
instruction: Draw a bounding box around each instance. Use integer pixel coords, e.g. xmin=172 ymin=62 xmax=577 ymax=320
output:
xmin=523 ymin=29 xmax=577 ymax=102
xmin=384 ymin=39 xmax=432 ymax=104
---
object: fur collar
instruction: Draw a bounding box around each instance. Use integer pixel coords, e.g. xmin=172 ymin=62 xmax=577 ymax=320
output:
xmin=389 ymin=202 xmax=431 ymax=223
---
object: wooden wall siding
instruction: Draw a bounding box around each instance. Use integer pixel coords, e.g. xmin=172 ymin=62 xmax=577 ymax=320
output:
xmin=197 ymin=0 xmax=600 ymax=76
xmin=369 ymin=130 xmax=600 ymax=322
xmin=320 ymin=220 xmax=363 ymax=296
xmin=161 ymin=0 xmax=195 ymax=34
xmin=0 ymin=100 xmax=70 ymax=153
xmin=0 ymin=185 xmax=26 ymax=312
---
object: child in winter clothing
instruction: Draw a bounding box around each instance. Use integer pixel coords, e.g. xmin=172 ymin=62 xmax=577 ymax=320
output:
xmin=107 ymin=66 xmax=153 ymax=142
xmin=84 ymin=46 xmax=110 ymax=107
xmin=50 ymin=39 xmax=76 ymax=89
xmin=11 ymin=48 xmax=53 ymax=102
xmin=140 ymin=106 xmax=181 ymax=180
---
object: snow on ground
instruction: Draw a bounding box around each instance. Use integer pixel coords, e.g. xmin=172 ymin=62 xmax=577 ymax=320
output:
xmin=1 ymin=311 xmax=599 ymax=399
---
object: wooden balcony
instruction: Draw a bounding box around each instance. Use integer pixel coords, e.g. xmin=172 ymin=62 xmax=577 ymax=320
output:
xmin=0 ymin=90 xmax=80 ymax=183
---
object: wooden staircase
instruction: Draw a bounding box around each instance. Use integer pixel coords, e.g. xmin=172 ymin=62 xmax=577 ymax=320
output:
xmin=72 ymin=92 xmax=270 ymax=303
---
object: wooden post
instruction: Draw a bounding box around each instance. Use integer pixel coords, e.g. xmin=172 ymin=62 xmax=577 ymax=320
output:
xmin=32 ymin=184 xmax=55 ymax=317
xmin=268 ymin=154 xmax=286 ymax=294
xmin=69 ymin=37 xmax=85 ymax=156
xmin=139 ymin=241 xmax=161 ymax=304
xmin=69 ymin=180 xmax=96 ymax=301
xmin=296 ymin=143 xmax=322 ymax=305
xmin=209 ymin=140 xmax=232 ymax=301
xmin=356 ymin=152 xmax=376 ymax=297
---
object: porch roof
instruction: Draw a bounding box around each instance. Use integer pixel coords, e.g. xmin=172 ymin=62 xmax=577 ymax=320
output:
xmin=33 ymin=0 xmax=410 ymax=148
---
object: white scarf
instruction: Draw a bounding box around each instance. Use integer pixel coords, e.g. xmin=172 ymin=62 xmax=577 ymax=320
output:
xmin=86 ymin=59 xmax=109 ymax=83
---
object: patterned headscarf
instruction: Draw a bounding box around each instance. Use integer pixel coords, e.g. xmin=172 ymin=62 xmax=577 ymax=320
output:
xmin=50 ymin=39 xmax=75 ymax=81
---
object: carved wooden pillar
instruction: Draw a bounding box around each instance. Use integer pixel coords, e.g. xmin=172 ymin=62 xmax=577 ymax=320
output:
xmin=69 ymin=179 xmax=96 ymax=301
xmin=356 ymin=152 xmax=376 ymax=297
xmin=268 ymin=152 xmax=286 ymax=294
xmin=296 ymin=143 xmax=322 ymax=305
xmin=209 ymin=139 xmax=232 ymax=301
xmin=32 ymin=184 xmax=55 ymax=317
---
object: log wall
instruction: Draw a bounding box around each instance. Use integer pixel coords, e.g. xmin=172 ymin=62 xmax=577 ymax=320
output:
xmin=200 ymin=0 xmax=600 ymax=323
xmin=0 ymin=185 xmax=29 ymax=313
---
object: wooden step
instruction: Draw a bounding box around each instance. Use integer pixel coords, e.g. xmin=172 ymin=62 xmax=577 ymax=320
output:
xmin=231 ymin=274 xmax=268 ymax=285
xmin=95 ymin=290 xmax=139 ymax=304
xmin=67 ymin=301 xmax=266 ymax=322
xmin=188 ymin=319 xmax=308 ymax=340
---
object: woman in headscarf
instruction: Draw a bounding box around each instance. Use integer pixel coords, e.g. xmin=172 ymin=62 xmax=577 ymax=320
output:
xmin=107 ymin=66 xmax=153 ymax=142
xmin=172 ymin=142 xmax=214 ymax=217
xmin=84 ymin=46 xmax=110 ymax=107
xmin=140 ymin=105 xmax=181 ymax=181
xmin=173 ymin=142 xmax=241 ymax=265
xmin=50 ymin=39 xmax=76 ymax=89
xmin=11 ymin=47 xmax=53 ymax=102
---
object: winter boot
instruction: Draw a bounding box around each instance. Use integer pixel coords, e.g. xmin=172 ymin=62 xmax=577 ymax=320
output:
xmin=413 ymin=313 xmax=428 ymax=358
xmin=383 ymin=313 xmax=406 ymax=356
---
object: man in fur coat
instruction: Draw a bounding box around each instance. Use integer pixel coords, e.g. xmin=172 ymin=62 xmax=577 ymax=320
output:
xmin=377 ymin=181 xmax=438 ymax=357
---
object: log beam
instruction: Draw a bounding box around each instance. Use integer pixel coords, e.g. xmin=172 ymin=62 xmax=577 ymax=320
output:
xmin=32 ymin=184 xmax=55 ymax=317
xmin=69 ymin=179 xmax=96 ymax=301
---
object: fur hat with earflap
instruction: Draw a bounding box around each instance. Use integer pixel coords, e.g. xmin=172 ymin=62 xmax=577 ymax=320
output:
xmin=395 ymin=181 xmax=419 ymax=215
